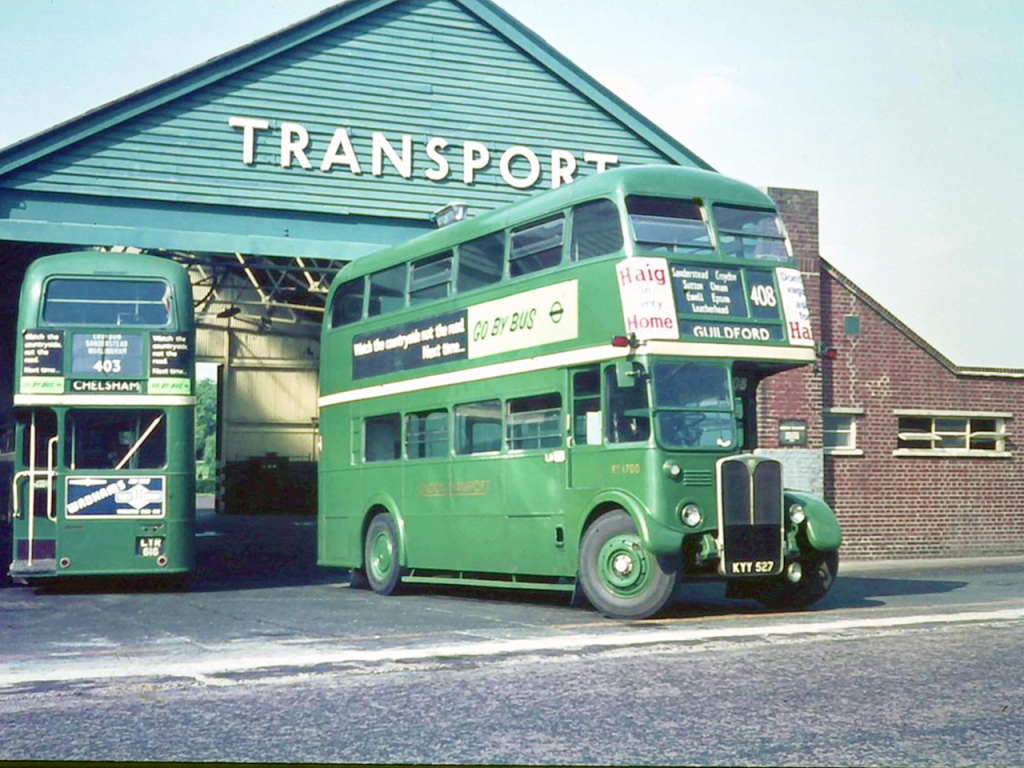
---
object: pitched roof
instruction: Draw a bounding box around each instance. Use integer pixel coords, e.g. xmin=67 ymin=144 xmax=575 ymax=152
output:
xmin=0 ymin=0 xmax=713 ymax=178
xmin=821 ymin=258 xmax=1024 ymax=379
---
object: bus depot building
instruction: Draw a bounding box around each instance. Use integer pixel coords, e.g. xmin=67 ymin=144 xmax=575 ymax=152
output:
xmin=0 ymin=0 xmax=1020 ymax=562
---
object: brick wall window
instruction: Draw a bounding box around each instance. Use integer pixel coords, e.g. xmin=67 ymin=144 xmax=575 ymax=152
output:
xmin=893 ymin=410 xmax=1011 ymax=457
xmin=824 ymin=408 xmax=863 ymax=456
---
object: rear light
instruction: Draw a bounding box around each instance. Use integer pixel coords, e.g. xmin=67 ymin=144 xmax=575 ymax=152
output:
xmin=611 ymin=335 xmax=630 ymax=348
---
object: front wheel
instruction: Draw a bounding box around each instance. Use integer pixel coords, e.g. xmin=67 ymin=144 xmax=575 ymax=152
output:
xmin=364 ymin=514 xmax=402 ymax=596
xmin=578 ymin=509 xmax=678 ymax=619
xmin=755 ymin=550 xmax=839 ymax=610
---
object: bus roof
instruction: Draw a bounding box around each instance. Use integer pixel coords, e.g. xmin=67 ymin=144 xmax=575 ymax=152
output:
xmin=21 ymin=251 xmax=190 ymax=284
xmin=18 ymin=250 xmax=194 ymax=329
xmin=339 ymin=165 xmax=777 ymax=281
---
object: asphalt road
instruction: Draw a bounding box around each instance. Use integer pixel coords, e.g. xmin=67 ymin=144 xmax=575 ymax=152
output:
xmin=2 ymin=511 xmax=1023 ymax=765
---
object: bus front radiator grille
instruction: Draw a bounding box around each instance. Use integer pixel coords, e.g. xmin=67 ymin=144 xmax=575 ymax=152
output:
xmin=718 ymin=456 xmax=784 ymax=577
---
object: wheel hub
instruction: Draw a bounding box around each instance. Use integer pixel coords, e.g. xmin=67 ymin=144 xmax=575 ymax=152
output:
xmin=612 ymin=553 xmax=634 ymax=576
xmin=597 ymin=534 xmax=650 ymax=596
xmin=370 ymin=532 xmax=393 ymax=579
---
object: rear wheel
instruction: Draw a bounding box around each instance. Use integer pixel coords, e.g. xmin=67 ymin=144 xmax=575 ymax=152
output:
xmin=578 ymin=509 xmax=678 ymax=619
xmin=755 ymin=550 xmax=839 ymax=610
xmin=364 ymin=514 xmax=402 ymax=596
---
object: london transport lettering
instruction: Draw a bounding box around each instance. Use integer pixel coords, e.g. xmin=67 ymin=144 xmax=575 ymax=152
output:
xmin=228 ymin=116 xmax=619 ymax=190
xmin=617 ymin=257 xmax=813 ymax=346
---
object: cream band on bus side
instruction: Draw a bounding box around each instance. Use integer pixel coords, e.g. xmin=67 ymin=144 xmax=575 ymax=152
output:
xmin=616 ymin=257 xmax=814 ymax=346
xmin=466 ymin=280 xmax=579 ymax=359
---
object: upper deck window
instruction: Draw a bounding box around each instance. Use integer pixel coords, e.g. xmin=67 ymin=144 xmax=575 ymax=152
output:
xmin=43 ymin=278 xmax=171 ymax=327
xmin=627 ymin=197 xmax=713 ymax=254
xmin=510 ymin=216 xmax=564 ymax=277
xmin=713 ymin=205 xmax=790 ymax=262
xmin=456 ymin=233 xmax=504 ymax=292
xmin=409 ymin=251 xmax=453 ymax=306
xmin=330 ymin=277 xmax=365 ymax=328
xmin=367 ymin=264 xmax=407 ymax=318
xmin=570 ymin=199 xmax=624 ymax=261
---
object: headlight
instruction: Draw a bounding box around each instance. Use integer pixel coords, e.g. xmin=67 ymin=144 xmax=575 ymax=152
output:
xmin=680 ymin=503 xmax=702 ymax=528
xmin=789 ymin=504 xmax=806 ymax=525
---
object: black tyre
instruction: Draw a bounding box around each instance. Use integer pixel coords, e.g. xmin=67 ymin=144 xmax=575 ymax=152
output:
xmin=364 ymin=514 xmax=402 ymax=596
xmin=755 ymin=549 xmax=839 ymax=610
xmin=348 ymin=568 xmax=370 ymax=590
xmin=578 ymin=509 xmax=678 ymax=619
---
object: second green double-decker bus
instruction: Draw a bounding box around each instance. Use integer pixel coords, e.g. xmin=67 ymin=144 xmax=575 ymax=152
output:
xmin=8 ymin=251 xmax=196 ymax=585
xmin=318 ymin=166 xmax=841 ymax=619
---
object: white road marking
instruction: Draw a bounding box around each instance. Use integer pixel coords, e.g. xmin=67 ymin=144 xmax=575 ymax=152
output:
xmin=3 ymin=607 xmax=1023 ymax=687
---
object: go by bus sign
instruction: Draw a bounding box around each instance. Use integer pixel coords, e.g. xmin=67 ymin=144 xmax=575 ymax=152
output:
xmin=351 ymin=281 xmax=579 ymax=379
xmin=616 ymin=257 xmax=814 ymax=346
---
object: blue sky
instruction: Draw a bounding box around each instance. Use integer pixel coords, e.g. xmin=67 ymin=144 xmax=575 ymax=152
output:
xmin=1 ymin=0 xmax=1022 ymax=367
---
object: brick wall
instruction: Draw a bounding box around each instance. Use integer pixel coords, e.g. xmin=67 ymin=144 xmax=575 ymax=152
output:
xmin=818 ymin=267 xmax=1024 ymax=558
xmin=760 ymin=188 xmax=1024 ymax=559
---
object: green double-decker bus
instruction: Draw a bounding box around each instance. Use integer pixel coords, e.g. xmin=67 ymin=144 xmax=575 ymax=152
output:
xmin=8 ymin=251 xmax=196 ymax=585
xmin=318 ymin=165 xmax=841 ymax=619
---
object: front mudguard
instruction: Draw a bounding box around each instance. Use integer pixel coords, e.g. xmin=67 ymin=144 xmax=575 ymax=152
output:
xmin=784 ymin=490 xmax=841 ymax=552
xmin=577 ymin=490 xmax=684 ymax=557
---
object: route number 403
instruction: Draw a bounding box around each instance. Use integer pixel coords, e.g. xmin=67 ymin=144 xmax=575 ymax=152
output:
xmin=749 ymin=284 xmax=777 ymax=308
xmin=93 ymin=358 xmax=122 ymax=374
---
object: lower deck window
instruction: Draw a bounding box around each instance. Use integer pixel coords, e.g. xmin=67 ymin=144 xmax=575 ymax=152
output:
xmin=66 ymin=409 xmax=166 ymax=469
xmin=507 ymin=394 xmax=562 ymax=451
xmin=455 ymin=400 xmax=501 ymax=455
xmin=405 ymin=410 xmax=449 ymax=459
xmin=365 ymin=414 xmax=400 ymax=462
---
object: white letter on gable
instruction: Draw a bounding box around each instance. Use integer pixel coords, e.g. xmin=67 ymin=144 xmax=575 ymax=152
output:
xmin=500 ymin=146 xmax=541 ymax=189
xmin=551 ymin=149 xmax=577 ymax=189
xmin=228 ymin=116 xmax=269 ymax=165
xmin=583 ymin=151 xmax=619 ymax=173
xmin=320 ymin=128 xmax=362 ymax=174
xmin=372 ymin=133 xmax=413 ymax=178
xmin=280 ymin=122 xmax=312 ymax=169
xmin=424 ymin=137 xmax=450 ymax=181
xmin=463 ymin=141 xmax=490 ymax=184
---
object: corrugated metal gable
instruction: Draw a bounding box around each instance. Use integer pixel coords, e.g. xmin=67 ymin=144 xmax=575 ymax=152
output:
xmin=2 ymin=0 xmax=686 ymax=220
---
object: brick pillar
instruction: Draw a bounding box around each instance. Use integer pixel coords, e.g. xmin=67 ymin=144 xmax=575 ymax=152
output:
xmin=755 ymin=188 xmax=825 ymax=495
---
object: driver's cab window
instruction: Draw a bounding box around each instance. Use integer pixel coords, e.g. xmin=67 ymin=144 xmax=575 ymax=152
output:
xmin=605 ymin=364 xmax=650 ymax=443
xmin=65 ymin=409 xmax=166 ymax=470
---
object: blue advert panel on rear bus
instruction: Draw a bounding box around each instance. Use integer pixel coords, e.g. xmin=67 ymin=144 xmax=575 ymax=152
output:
xmin=65 ymin=477 xmax=166 ymax=519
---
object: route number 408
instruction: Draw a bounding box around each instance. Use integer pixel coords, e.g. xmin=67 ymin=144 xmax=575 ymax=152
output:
xmin=93 ymin=358 xmax=122 ymax=374
xmin=749 ymin=284 xmax=777 ymax=308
